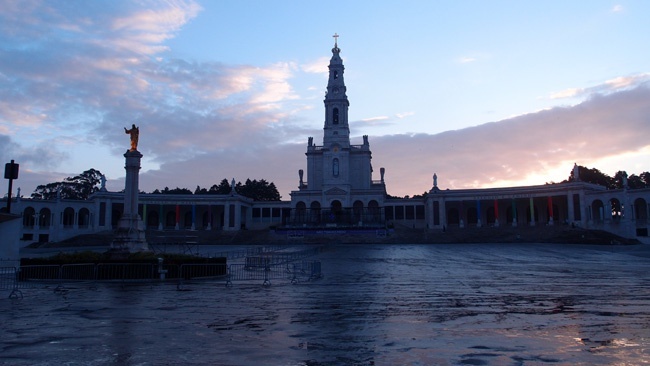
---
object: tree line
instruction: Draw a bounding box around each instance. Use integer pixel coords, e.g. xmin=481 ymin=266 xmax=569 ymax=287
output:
xmin=28 ymin=165 xmax=650 ymax=201
xmin=30 ymin=169 xmax=281 ymax=201
xmin=561 ymin=165 xmax=650 ymax=189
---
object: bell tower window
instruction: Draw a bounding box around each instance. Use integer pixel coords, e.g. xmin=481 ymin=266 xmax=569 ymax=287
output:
xmin=333 ymin=158 xmax=339 ymax=177
xmin=333 ymin=71 xmax=338 ymax=79
xmin=333 ymin=108 xmax=339 ymax=125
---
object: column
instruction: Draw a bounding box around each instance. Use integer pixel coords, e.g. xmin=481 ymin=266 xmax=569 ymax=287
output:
xmin=439 ymin=198 xmax=446 ymax=230
xmin=512 ymin=198 xmax=517 ymax=227
xmin=493 ymin=199 xmax=499 ymax=227
xmin=567 ymin=192 xmax=575 ymax=225
xmin=233 ymin=202 xmax=241 ymax=230
xmin=224 ymin=203 xmax=232 ymax=230
xmin=529 ymin=197 xmax=535 ymax=226
xmin=110 ymin=149 xmax=147 ymax=252
xmin=476 ymin=200 xmax=482 ymax=227
xmin=547 ymin=196 xmax=554 ymax=225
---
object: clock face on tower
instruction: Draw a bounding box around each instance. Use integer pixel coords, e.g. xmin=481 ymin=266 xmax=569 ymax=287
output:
xmin=333 ymin=87 xmax=339 ymax=94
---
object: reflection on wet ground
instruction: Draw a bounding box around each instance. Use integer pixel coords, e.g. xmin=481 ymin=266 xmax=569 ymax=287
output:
xmin=2 ymin=243 xmax=650 ymax=365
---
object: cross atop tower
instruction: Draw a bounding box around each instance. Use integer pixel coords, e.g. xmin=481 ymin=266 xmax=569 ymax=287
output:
xmin=333 ymin=33 xmax=339 ymax=46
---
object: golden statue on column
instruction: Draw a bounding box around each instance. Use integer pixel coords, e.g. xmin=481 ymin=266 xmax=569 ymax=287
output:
xmin=124 ymin=124 xmax=139 ymax=151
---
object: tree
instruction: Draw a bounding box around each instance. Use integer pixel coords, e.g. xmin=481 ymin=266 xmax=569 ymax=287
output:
xmin=208 ymin=179 xmax=231 ymax=194
xmin=31 ymin=169 xmax=103 ymax=200
xmin=236 ymin=179 xmax=281 ymax=201
xmin=566 ymin=165 xmax=613 ymax=188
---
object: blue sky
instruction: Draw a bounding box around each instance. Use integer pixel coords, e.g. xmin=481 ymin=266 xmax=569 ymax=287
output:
xmin=1 ymin=0 xmax=649 ymax=199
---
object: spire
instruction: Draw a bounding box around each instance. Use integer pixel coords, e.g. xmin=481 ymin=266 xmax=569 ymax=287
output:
xmin=323 ymin=33 xmax=350 ymax=147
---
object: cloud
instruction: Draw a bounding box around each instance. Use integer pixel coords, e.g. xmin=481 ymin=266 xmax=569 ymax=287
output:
xmin=611 ymin=5 xmax=623 ymax=12
xmin=372 ymin=84 xmax=650 ymax=195
xmin=549 ymin=73 xmax=650 ymax=100
xmin=105 ymin=84 xmax=650 ymax=199
xmin=459 ymin=57 xmax=477 ymax=64
xmin=301 ymin=57 xmax=330 ymax=74
xmin=0 ymin=1 xmax=311 ymax=174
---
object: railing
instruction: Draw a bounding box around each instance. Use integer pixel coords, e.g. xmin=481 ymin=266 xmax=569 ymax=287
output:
xmin=5 ymin=257 xmax=322 ymax=297
xmin=226 ymin=261 xmax=322 ymax=287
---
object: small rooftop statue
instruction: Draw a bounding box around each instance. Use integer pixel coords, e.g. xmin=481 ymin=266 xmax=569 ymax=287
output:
xmin=124 ymin=124 xmax=139 ymax=151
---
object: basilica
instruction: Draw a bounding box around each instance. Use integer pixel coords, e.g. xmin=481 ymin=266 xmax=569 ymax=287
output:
xmin=3 ymin=39 xmax=650 ymax=248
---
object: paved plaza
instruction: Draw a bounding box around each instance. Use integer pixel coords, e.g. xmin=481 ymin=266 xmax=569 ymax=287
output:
xmin=2 ymin=243 xmax=650 ymax=365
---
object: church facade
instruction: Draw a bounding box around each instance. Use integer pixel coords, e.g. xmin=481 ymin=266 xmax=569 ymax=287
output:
xmin=288 ymin=38 xmax=387 ymax=229
xmin=5 ymin=39 xmax=650 ymax=245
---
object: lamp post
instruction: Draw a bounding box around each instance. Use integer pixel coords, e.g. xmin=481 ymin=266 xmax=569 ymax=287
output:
xmin=4 ymin=160 xmax=19 ymax=213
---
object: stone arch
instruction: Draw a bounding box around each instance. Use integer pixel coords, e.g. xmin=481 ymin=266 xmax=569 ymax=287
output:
xmin=506 ymin=206 xmax=514 ymax=224
xmin=353 ymin=200 xmax=364 ymax=222
xmin=467 ymin=207 xmax=478 ymax=225
xmin=184 ymin=211 xmax=193 ymax=229
xmin=486 ymin=206 xmax=496 ymax=225
xmin=592 ymin=199 xmax=605 ymax=222
xmin=333 ymin=107 xmax=339 ymax=125
xmin=111 ymin=209 xmax=121 ymax=227
xmin=634 ymin=198 xmax=648 ymax=222
xmin=63 ymin=207 xmax=75 ymax=228
xmin=147 ymin=210 xmax=159 ymax=228
xmin=447 ymin=208 xmax=460 ymax=225
xmin=368 ymin=200 xmax=380 ymax=222
xmin=78 ymin=208 xmax=90 ymax=228
xmin=165 ymin=211 xmax=176 ymax=228
xmin=310 ymin=201 xmax=321 ymax=223
xmin=610 ymin=198 xmax=622 ymax=222
xmin=294 ymin=201 xmax=307 ymax=223
xmin=330 ymin=200 xmax=342 ymax=223
xmin=23 ymin=207 xmax=36 ymax=227
xmin=39 ymin=207 xmax=51 ymax=228
xmin=526 ymin=205 xmax=539 ymax=224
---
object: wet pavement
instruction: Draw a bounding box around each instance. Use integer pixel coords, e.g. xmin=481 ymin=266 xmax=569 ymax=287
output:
xmin=2 ymin=243 xmax=650 ymax=365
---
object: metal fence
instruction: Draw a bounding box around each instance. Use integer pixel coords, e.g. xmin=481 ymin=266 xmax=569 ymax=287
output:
xmin=225 ymin=260 xmax=322 ymax=287
xmin=3 ymin=258 xmax=322 ymax=297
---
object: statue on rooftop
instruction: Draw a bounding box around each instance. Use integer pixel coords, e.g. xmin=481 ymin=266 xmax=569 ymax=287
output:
xmin=124 ymin=124 xmax=139 ymax=151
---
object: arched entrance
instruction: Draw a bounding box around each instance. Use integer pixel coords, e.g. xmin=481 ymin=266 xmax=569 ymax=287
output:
xmin=63 ymin=207 xmax=75 ymax=228
xmin=294 ymin=201 xmax=307 ymax=224
xmin=23 ymin=207 xmax=36 ymax=228
xmin=147 ymin=210 xmax=159 ymax=228
xmin=39 ymin=208 xmax=51 ymax=228
xmin=310 ymin=201 xmax=321 ymax=224
xmin=330 ymin=200 xmax=342 ymax=223
xmin=592 ymin=199 xmax=604 ymax=223
xmin=610 ymin=198 xmax=622 ymax=223
xmin=353 ymin=200 xmax=363 ymax=223
xmin=78 ymin=208 xmax=90 ymax=228
xmin=634 ymin=198 xmax=648 ymax=222
xmin=447 ymin=208 xmax=459 ymax=225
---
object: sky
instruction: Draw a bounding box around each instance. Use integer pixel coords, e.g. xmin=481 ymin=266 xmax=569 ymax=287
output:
xmin=1 ymin=0 xmax=649 ymax=200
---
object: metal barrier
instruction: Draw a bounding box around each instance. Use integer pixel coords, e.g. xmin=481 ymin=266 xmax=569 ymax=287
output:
xmin=0 ymin=267 xmax=23 ymax=299
xmin=226 ymin=260 xmax=322 ymax=287
xmin=4 ymin=250 xmax=323 ymax=297
xmin=96 ymin=263 xmax=156 ymax=281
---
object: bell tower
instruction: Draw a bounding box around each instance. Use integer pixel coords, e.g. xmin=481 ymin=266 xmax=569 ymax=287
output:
xmin=323 ymin=33 xmax=350 ymax=148
xmin=290 ymin=35 xmax=386 ymax=228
